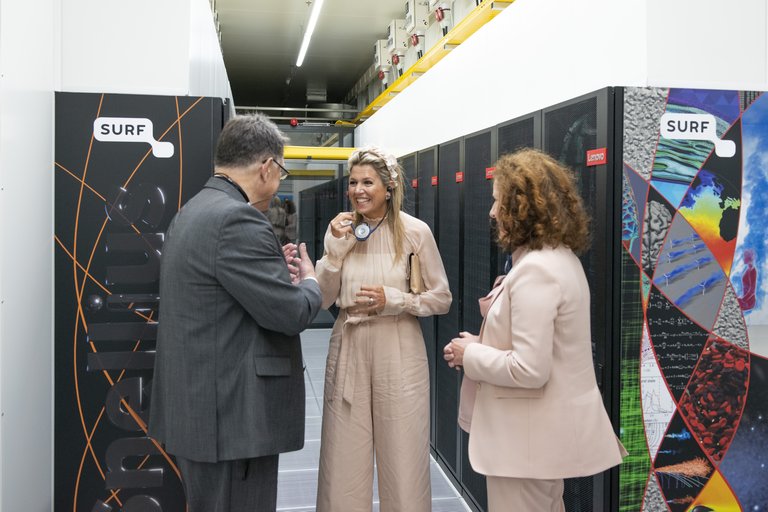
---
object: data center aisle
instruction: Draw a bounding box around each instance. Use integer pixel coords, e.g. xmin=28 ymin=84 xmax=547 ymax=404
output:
xmin=276 ymin=328 xmax=472 ymax=511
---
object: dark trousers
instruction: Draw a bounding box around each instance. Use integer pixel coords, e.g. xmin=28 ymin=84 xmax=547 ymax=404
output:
xmin=176 ymin=454 xmax=279 ymax=512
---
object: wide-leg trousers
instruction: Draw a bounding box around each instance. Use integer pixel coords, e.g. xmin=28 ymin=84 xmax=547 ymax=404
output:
xmin=316 ymin=314 xmax=431 ymax=512
xmin=486 ymin=475 xmax=565 ymax=512
xmin=176 ymin=454 xmax=279 ymax=512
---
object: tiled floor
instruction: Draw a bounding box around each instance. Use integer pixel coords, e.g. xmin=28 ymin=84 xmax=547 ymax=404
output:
xmin=276 ymin=327 xmax=471 ymax=512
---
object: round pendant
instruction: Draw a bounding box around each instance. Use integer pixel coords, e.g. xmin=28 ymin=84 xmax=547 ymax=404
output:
xmin=354 ymin=222 xmax=371 ymax=241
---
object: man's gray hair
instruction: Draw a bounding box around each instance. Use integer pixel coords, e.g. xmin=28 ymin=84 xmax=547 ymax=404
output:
xmin=214 ymin=113 xmax=288 ymax=169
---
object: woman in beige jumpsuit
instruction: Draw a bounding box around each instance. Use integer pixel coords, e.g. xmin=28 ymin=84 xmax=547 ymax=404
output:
xmin=315 ymin=146 xmax=451 ymax=512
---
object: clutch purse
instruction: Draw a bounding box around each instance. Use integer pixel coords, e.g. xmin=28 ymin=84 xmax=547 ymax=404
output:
xmin=407 ymin=253 xmax=425 ymax=294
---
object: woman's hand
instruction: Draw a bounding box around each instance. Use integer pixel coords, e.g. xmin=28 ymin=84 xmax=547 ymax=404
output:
xmin=355 ymin=285 xmax=386 ymax=314
xmin=443 ymin=332 xmax=480 ymax=370
xmin=282 ymin=243 xmax=300 ymax=284
xmin=330 ymin=212 xmax=355 ymax=239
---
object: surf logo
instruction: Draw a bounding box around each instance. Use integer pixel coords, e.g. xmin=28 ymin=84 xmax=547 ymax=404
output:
xmin=660 ymin=113 xmax=735 ymax=158
xmin=93 ymin=117 xmax=174 ymax=158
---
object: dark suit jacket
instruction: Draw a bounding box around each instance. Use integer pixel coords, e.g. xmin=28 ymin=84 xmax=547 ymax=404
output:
xmin=148 ymin=177 xmax=322 ymax=462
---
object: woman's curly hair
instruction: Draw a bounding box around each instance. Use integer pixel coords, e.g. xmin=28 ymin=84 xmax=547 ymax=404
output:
xmin=493 ymin=148 xmax=590 ymax=254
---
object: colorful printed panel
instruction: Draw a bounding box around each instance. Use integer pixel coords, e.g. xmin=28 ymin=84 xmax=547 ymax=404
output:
xmin=620 ymin=87 xmax=768 ymax=512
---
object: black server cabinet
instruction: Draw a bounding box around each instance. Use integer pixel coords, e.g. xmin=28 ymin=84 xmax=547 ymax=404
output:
xmin=400 ymin=153 xmax=417 ymax=216
xmin=299 ymin=192 xmax=317 ymax=261
xmin=434 ymin=139 xmax=463 ymax=477
xmin=496 ymin=112 xmax=541 ymax=276
xmin=416 ymin=147 xmax=438 ymax=446
xmin=458 ymin=128 xmax=496 ymax=511
xmin=313 ymin=180 xmax=340 ymax=261
xmin=541 ymin=88 xmax=619 ymax=512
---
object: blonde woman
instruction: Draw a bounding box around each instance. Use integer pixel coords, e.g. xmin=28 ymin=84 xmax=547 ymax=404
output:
xmin=315 ymin=146 xmax=451 ymax=511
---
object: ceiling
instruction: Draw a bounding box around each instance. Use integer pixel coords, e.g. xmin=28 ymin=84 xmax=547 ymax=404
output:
xmin=216 ymin=0 xmax=409 ymax=110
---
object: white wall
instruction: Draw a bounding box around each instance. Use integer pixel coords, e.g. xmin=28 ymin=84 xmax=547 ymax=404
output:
xmin=189 ymin=0 xmax=235 ymax=110
xmin=0 ymin=0 xmax=57 ymax=509
xmin=646 ymin=0 xmax=768 ymax=90
xmin=357 ymin=0 xmax=765 ymax=155
xmin=61 ymin=0 xmax=233 ymax=103
xmin=60 ymin=0 xmax=190 ymax=95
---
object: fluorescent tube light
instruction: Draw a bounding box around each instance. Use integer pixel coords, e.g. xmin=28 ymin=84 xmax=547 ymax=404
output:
xmin=295 ymin=0 xmax=325 ymax=67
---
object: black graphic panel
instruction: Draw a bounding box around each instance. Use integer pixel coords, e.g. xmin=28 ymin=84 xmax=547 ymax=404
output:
xmin=647 ymin=285 xmax=709 ymax=402
xmin=654 ymin=411 xmax=714 ymax=512
xmin=55 ymin=92 xmax=224 ymax=511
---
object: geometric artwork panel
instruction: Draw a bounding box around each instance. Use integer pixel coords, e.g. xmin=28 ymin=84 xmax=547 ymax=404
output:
xmin=623 ymin=170 xmax=641 ymax=257
xmin=677 ymin=338 xmax=749 ymax=463
xmin=678 ymin=119 xmax=742 ymax=276
xmin=646 ymin=284 xmax=710 ymax=402
xmin=642 ymin=188 xmax=675 ymax=276
xmin=652 ymin=212 xmax=726 ymax=332
xmin=620 ymin=248 xmax=652 ymax=512
xmin=718 ymin=353 xmax=768 ymax=511
xmin=712 ymin=283 xmax=749 ymax=349
xmin=651 ymin=89 xmax=739 ymax=209
xmin=621 ymin=87 xmax=767 ymax=511
xmin=687 ymin=470 xmax=741 ymax=511
xmin=642 ymin=474 xmax=667 ymax=512
xmin=624 ymin=87 xmax=668 ymax=180
xmin=641 ymin=325 xmax=676 ymax=461
xmin=625 ymin=164 xmax=649 ymax=264
xmin=653 ymin=411 xmax=714 ymax=512
xmin=733 ymin=92 xmax=768 ymax=358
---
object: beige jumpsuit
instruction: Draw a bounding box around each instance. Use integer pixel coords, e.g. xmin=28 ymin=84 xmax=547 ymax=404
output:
xmin=315 ymin=212 xmax=451 ymax=512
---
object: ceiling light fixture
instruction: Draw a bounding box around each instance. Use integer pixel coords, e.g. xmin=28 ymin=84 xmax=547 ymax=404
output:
xmin=295 ymin=0 xmax=326 ymax=67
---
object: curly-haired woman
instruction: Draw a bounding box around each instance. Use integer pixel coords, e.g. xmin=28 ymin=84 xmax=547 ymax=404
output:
xmin=443 ymin=148 xmax=626 ymax=511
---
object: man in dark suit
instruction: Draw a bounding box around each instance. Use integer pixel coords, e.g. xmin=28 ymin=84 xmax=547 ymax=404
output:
xmin=149 ymin=114 xmax=322 ymax=511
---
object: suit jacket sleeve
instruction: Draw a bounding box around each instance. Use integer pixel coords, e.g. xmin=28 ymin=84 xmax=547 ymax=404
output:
xmin=216 ymin=207 xmax=322 ymax=335
xmin=463 ymin=259 xmax=561 ymax=389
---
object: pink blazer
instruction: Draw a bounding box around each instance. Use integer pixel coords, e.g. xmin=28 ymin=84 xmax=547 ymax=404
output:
xmin=460 ymin=246 xmax=626 ymax=479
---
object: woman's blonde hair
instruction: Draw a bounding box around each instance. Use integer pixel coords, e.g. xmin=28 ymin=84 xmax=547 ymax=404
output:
xmin=493 ymin=148 xmax=590 ymax=254
xmin=348 ymin=146 xmax=407 ymax=262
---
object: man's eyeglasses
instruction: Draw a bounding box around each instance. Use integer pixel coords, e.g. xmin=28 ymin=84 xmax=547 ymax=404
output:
xmin=271 ymin=158 xmax=290 ymax=181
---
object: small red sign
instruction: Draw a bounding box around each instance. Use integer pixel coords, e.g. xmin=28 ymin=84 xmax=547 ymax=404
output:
xmin=431 ymin=176 xmax=438 ymax=186
xmin=411 ymin=179 xmax=418 ymax=188
xmin=455 ymin=171 xmax=464 ymax=183
xmin=485 ymin=167 xmax=495 ymax=179
xmin=586 ymin=148 xmax=607 ymax=167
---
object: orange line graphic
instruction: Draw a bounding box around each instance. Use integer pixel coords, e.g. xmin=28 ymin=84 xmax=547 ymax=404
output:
xmin=54 ymin=236 xmax=111 ymax=296
xmin=175 ymin=96 xmax=184 ymax=210
xmin=55 ymin=162 xmax=107 ymax=202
